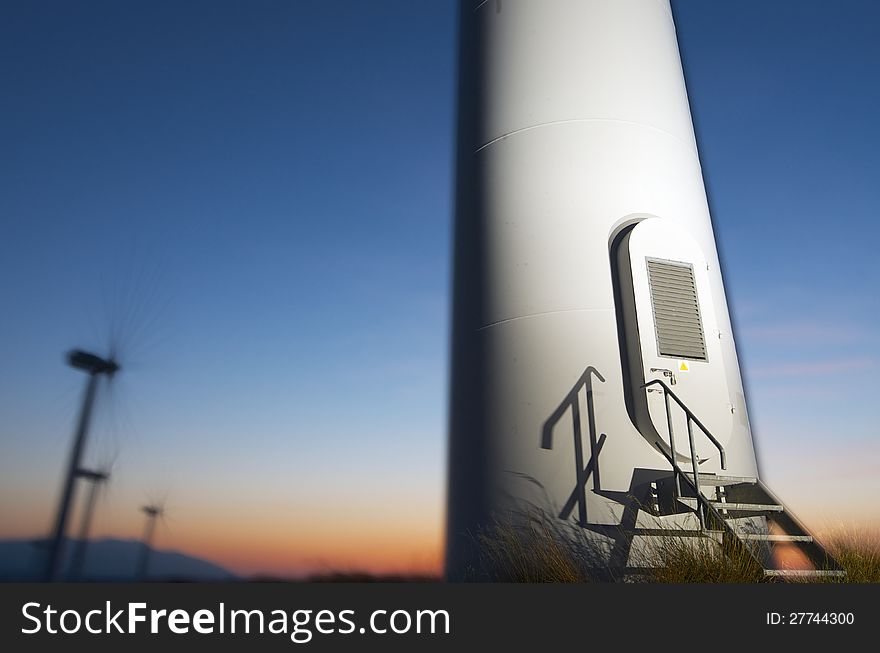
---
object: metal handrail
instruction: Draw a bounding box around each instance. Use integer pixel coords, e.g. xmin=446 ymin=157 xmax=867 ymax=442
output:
xmin=642 ymin=378 xmax=727 ymax=530
xmin=642 ymin=379 xmax=727 ymax=468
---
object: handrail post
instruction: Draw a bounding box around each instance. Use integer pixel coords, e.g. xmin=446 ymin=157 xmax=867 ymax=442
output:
xmin=687 ymin=417 xmax=705 ymax=531
xmin=643 ymin=379 xmax=728 ymax=525
xmin=663 ymin=390 xmax=679 ymax=499
xmin=645 ymin=379 xmax=726 ymax=467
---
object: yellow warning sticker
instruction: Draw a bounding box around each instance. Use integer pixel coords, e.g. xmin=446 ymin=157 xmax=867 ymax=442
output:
xmin=678 ymin=361 xmax=690 ymax=373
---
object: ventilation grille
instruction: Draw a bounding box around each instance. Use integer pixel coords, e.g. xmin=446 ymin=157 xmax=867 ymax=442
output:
xmin=646 ymin=259 xmax=707 ymax=361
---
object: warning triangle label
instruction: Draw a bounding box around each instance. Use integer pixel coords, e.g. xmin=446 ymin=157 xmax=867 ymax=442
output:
xmin=679 ymin=361 xmax=689 ymax=372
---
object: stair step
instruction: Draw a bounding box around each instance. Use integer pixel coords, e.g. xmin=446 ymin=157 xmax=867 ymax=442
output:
xmin=677 ymin=497 xmax=784 ymax=512
xmin=764 ymin=569 xmax=846 ymax=578
xmin=740 ymin=534 xmax=813 ymax=543
xmin=632 ymin=529 xmax=724 ymax=538
xmin=688 ymin=474 xmax=757 ymax=487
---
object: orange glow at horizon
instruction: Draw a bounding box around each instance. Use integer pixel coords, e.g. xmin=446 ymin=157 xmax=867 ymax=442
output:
xmin=151 ymin=513 xmax=445 ymax=578
xmin=4 ymin=444 xmax=878 ymax=579
xmin=0 ymin=482 xmax=445 ymax=578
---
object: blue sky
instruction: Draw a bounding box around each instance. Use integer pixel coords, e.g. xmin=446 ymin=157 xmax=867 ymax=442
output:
xmin=674 ymin=0 xmax=880 ymax=528
xmin=0 ymin=0 xmax=878 ymax=575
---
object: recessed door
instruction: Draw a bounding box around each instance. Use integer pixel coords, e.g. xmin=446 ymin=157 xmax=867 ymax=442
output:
xmin=614 ymin=218 xmax=733 ymax=463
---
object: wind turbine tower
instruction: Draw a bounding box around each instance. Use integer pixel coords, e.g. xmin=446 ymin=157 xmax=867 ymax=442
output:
xmin=45 ymin=349 xmax=119 ymax=581
xmin=136 ymin=503 xmax=164 ymax=581
xmin=446 ymin=0 xmax=843 ymax=580
xmin=68 ymin=467 xmax=110 ymax=581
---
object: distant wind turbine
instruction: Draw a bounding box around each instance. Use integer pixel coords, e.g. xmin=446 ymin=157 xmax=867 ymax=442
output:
xmin=44 ymin=349 xmax=119 ymax=581
xmin=136 ymin=502 xmax=165 ymax=581
xmin=68 ymin=466 xmax=111 ymax=581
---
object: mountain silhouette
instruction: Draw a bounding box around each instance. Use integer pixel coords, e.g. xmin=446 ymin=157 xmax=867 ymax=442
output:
xmin=0 ymin=537 xmax=236 ymax=581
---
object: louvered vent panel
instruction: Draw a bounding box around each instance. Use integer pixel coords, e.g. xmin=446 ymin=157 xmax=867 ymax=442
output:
xmin=646 ymin=259 xmax=707 ymax=361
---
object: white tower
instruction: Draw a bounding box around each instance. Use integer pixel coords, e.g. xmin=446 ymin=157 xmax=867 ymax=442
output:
xmin=446 ymin=0 xmax=840 ymax=580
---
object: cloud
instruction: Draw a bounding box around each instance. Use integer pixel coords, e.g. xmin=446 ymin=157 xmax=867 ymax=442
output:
xmin=758 ymin=441 xmax=880 ymax=529
xmin=762 ymin=438 xmax=880 ymax=480
xmin=740 ymin=320 xmax=869 ymax=345
xmin=748 ymin=357 xmax=878 ymax=379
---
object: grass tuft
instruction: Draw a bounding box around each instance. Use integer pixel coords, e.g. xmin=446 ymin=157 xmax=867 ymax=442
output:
xmin=473 ymin=510 xmax=880 ymax=583
xmin=821 ymin=528 xmax=880 ymax=583
xmin=475 ymin=512 xmax=610 ymax=582
xmin=643 ymin=534 xmax=768 ymax=583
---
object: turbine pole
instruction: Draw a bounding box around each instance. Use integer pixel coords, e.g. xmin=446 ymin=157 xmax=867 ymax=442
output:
xmin=136 ymin=505 xmax=161 ymax=580
xmin=68 ymin=468 xmax=109 ymax=581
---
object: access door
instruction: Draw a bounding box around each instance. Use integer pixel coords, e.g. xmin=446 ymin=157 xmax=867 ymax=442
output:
xmin=615 ymin=218 xmax=733 ymax=464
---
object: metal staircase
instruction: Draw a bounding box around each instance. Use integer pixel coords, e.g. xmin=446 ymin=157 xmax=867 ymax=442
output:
xmin=674 ymin=473 xmax=845 ymax=578
xmin=644 ymin=379 xmax=845 ymax=579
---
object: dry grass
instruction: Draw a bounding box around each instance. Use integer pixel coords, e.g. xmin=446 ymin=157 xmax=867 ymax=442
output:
xmin=643 ymin=534 xmax=768 ymax=583
xmin=475 ymin=512 xmax=610 ymax=582
xmin=820 ymin=529 xmax=880 ymax=583
xmin=475 ymin=513 xmax=879 ymax=583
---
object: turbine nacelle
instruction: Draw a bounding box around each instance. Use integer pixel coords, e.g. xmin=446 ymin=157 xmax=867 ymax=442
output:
xmin=67 ymin=349 xmax=119 ymax=377
xmin=75 ymin=468 xmax=110 ymax=483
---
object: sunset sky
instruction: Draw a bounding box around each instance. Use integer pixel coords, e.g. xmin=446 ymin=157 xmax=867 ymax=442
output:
xmin=1 ymin=0 xmax=878 ymax=578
